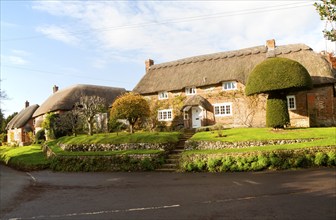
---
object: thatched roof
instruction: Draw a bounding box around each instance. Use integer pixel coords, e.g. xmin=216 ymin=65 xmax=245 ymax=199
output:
xmin=133 ymin=43 xmax=335 ymax=94
xmin=6 ymin=104 xmax=39 ymax=130
xmin=182 ymin=95 xmax=213 ymax=112
xmin=33 ymin=84 xmax=126 ymax=118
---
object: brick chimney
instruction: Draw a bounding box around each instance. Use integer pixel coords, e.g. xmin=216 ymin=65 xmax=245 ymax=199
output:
xmin=145 ymin=59 xmax=154 ymax=72
xmin=266 ymin=39 xmax=276 ymax=58
xmin=328 ymin=53 xmax=336 ymax=69
xmin=53 ymin=85 xmax=59 ymax=93
xmin=25 ymin=100 xmax=29 ymax=108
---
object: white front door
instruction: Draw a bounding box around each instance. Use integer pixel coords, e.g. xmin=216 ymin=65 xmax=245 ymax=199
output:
xmin=192 ymin=107 xmax=202 ymax=128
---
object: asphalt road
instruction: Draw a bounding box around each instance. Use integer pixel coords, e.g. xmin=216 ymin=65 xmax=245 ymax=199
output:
xmin=1 ymin=165 xmax=335 ymax=220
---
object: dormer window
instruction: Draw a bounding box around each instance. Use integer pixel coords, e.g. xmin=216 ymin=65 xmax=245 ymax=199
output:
xmin=185 ymin=87 xmax=196 ymax=95
xmin=158 ymin=91 xmax=168 ymax=100
xmin=222 ymin=81 xmax=237 ymax=91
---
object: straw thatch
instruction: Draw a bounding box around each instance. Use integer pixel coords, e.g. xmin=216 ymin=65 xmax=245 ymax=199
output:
xmin=6 ymin=104 xmax=39 ymax=130
xmin=33 ymin=84 xmax=126 ymax=118
xmin=182 ymin=95 xmax=213 ymax=112
xmin=133 ymin=44 xmax=335 ymax=94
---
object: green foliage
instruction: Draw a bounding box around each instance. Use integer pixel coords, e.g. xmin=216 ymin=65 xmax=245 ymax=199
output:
xmin=314 ymin=152 xmax=328 ymax=166
xmin=49 ymin=155 xmax=163 ymax=171
xmin=180 ymin=148 xmax=336 ymax=172
xmin=35 ymin=129 xmax=46 ymax=143
xmin=314 ymin=0 xmax=336 ymax=41
xmin=245 ymin=57 xmax=313 ymax=96
xmin=42 ymin=112 xmax=65 ymax=139
xmin=266 ymin=94 xmax=289 ymax=128
xmin=110 ymin=93 xmax=150 ymax=133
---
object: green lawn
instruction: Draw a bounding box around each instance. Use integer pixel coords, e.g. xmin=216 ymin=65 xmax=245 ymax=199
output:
xmin=186 ymin=127 xmax=336 ymax=155
xmin=57 ymin=131 xmax=181 ymax=145
xmin=0 ymin=145 xmax=50 ymax=170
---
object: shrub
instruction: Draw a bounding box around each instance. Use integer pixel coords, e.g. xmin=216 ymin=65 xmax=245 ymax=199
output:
xmin=266 ymin=94 xmax=289 ymax=128
xmin=35 ymin=130 xmax=46 ymax=144
xmin=207 ymin=158 xmax=222 ymax=172
xmin=327 ymin=151 xmax=336 ymax=166
xmin=314 ymin=152 xmax=328 ymax=166
xmin=245 ymin=57 xmax=312 ymax=96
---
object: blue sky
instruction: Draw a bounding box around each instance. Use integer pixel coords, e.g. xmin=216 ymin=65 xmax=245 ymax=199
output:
xmin=0 ymin=0 xmax=334 ymax=117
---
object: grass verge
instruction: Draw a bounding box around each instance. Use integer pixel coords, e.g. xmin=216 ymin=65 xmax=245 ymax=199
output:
xmin=56 ymin=131 xmax=181 ymax=145
xmin=0 ymin=145 xmax=50 ymax=171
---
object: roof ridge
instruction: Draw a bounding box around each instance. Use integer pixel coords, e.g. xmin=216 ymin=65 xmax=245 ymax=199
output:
xmin=149 ymin=43 xmax=311 ymax=70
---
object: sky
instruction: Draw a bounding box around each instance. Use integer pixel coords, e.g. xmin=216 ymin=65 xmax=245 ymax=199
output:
xmin=0 ymin=0 xmax=334 ymax=117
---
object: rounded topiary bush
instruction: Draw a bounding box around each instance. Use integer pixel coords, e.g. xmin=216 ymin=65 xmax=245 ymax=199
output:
xmin=245 ymin=57 xmax=312 ymax=96
xmin=266 ymin=93 xmax=289 ymax=128
xmin=245 ymin=57 xmax=312 ymax=129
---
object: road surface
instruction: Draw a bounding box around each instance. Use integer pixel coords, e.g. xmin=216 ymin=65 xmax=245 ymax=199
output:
xmin=1 ymin=165 xmax=335 ymax=220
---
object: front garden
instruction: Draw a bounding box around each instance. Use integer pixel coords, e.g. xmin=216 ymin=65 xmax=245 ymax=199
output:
xmin=0 ymin=128 xmax=335 ymax=172
xmin=0 ymin=131 xmax=181 ymax=171
xmin=180 ymin=127 xmax=336 ymax=172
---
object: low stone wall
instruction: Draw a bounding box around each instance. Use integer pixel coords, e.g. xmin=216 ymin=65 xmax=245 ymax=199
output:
xmin=185 ymin=139 xmax=316 ymax=150
xmin=59 ymin=142 xmax=175 ymax=152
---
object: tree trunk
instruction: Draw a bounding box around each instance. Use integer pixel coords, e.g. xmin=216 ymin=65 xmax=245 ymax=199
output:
xmin=88 ymin=121 xmax=93 ymax=136
xmin=130 ymin=124 xmax=134 ymax=133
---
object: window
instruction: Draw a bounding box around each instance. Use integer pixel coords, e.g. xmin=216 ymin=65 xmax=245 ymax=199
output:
xmin=222 ymin=81 xmax=237 ymax=91
xmin=214 ymin=103 xmax=232 ymax=116
xmin=183 ymin=111 xmax=189 ymax=120
xmin=287 ymin=95 xmax=296 ymax=110
xmin=158 ymin=109 xmax=173 ymax=121
xmin=158 ymin=91 xmax=168 ymax=100
xmin=185 ymin=87 xmax=196 ymax=95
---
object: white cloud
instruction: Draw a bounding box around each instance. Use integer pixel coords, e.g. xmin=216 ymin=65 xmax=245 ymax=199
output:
xmin=32 ymin=1 xmax=333 ymax=64
xmin=1 ymin=55 xmax=28 ymax=65
xmin=36 ymin=25 xmax=79 ymax=45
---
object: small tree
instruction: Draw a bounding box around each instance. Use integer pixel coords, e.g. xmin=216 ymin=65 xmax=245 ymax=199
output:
xmin=110 ymin=93 xmax=150 ymax=133
xmin=245 ymin=57 xmax=313 ymax=128
xmin=314 ymin=0 xmax=336 ymax=41
xmin=76 ymin=95 xmax=106 ymax=136
xmin=57 ymin=108 xmax=83 ymax=136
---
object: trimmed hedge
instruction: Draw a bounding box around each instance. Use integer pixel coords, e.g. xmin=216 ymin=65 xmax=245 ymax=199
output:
xmin=180 ymin=147 xmax=336 ymax=172
xmin=49 ymin=155 xmax=165 ymax=172
xmin=245 ymin=57 xmax=312 ymax=96
xmin=266 ymin=93 xmax=289 ymax=128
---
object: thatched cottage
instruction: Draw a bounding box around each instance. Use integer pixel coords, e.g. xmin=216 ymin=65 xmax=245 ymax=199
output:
xmin=133 ymin=40 xmax=336 ymax=129
xmin=33 ymin=84 xmax=126 ymax=132
xmin=6 ymin=101 xmax=39 ymax=146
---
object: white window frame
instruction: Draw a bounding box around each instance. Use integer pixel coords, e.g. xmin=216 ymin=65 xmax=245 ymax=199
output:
xmin=158 ymin=91 xmax=168 ymax=100
xmin=222 ymin=81 xmax=237 ymax=91
xmin=213 ymin=103 xmax=232 ymax=116
xmin=185 ymin=87 xmax=197 ymax=95
xmin=158 ymin=109 xmax=173 ymax=121
xmin=287 ymin=95 xmax=296 ymax=110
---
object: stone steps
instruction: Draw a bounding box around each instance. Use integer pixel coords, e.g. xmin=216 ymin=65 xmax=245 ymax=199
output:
xmin=155 ymin=130 xmax=195 ymax=172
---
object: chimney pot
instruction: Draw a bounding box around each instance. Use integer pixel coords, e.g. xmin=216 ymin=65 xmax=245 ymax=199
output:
xmin=25 ymin=100 xmax=29 ymax=108
xmin=266 ymin=39 xmax=276 ymax=58
xmin=266 ymin=39 xmax=276 ymax=50
xmin=145 ymin=59 xmax=154 ymax=72
xmin=53 ymin=85 xmax=59 ymax=93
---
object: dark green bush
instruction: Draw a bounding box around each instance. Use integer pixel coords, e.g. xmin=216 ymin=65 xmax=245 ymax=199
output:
xmin=245 ymin=57 xmax=313 ymax=96
xmin=181 ymin=148 xmax=336 ymax=172
xmin=327 ymin=152 xmax=336 ymax=166
xmin=35 ymin=130 xmax=46 ymax=143
xmin=314 ymin=152 xmax=328 ymax=166
xmin=266 ymin=93 xmax=289 ymax=128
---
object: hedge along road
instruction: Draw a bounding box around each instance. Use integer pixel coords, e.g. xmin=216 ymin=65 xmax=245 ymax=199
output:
xmin=1 ymin=165 xmax=335 ymax=220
